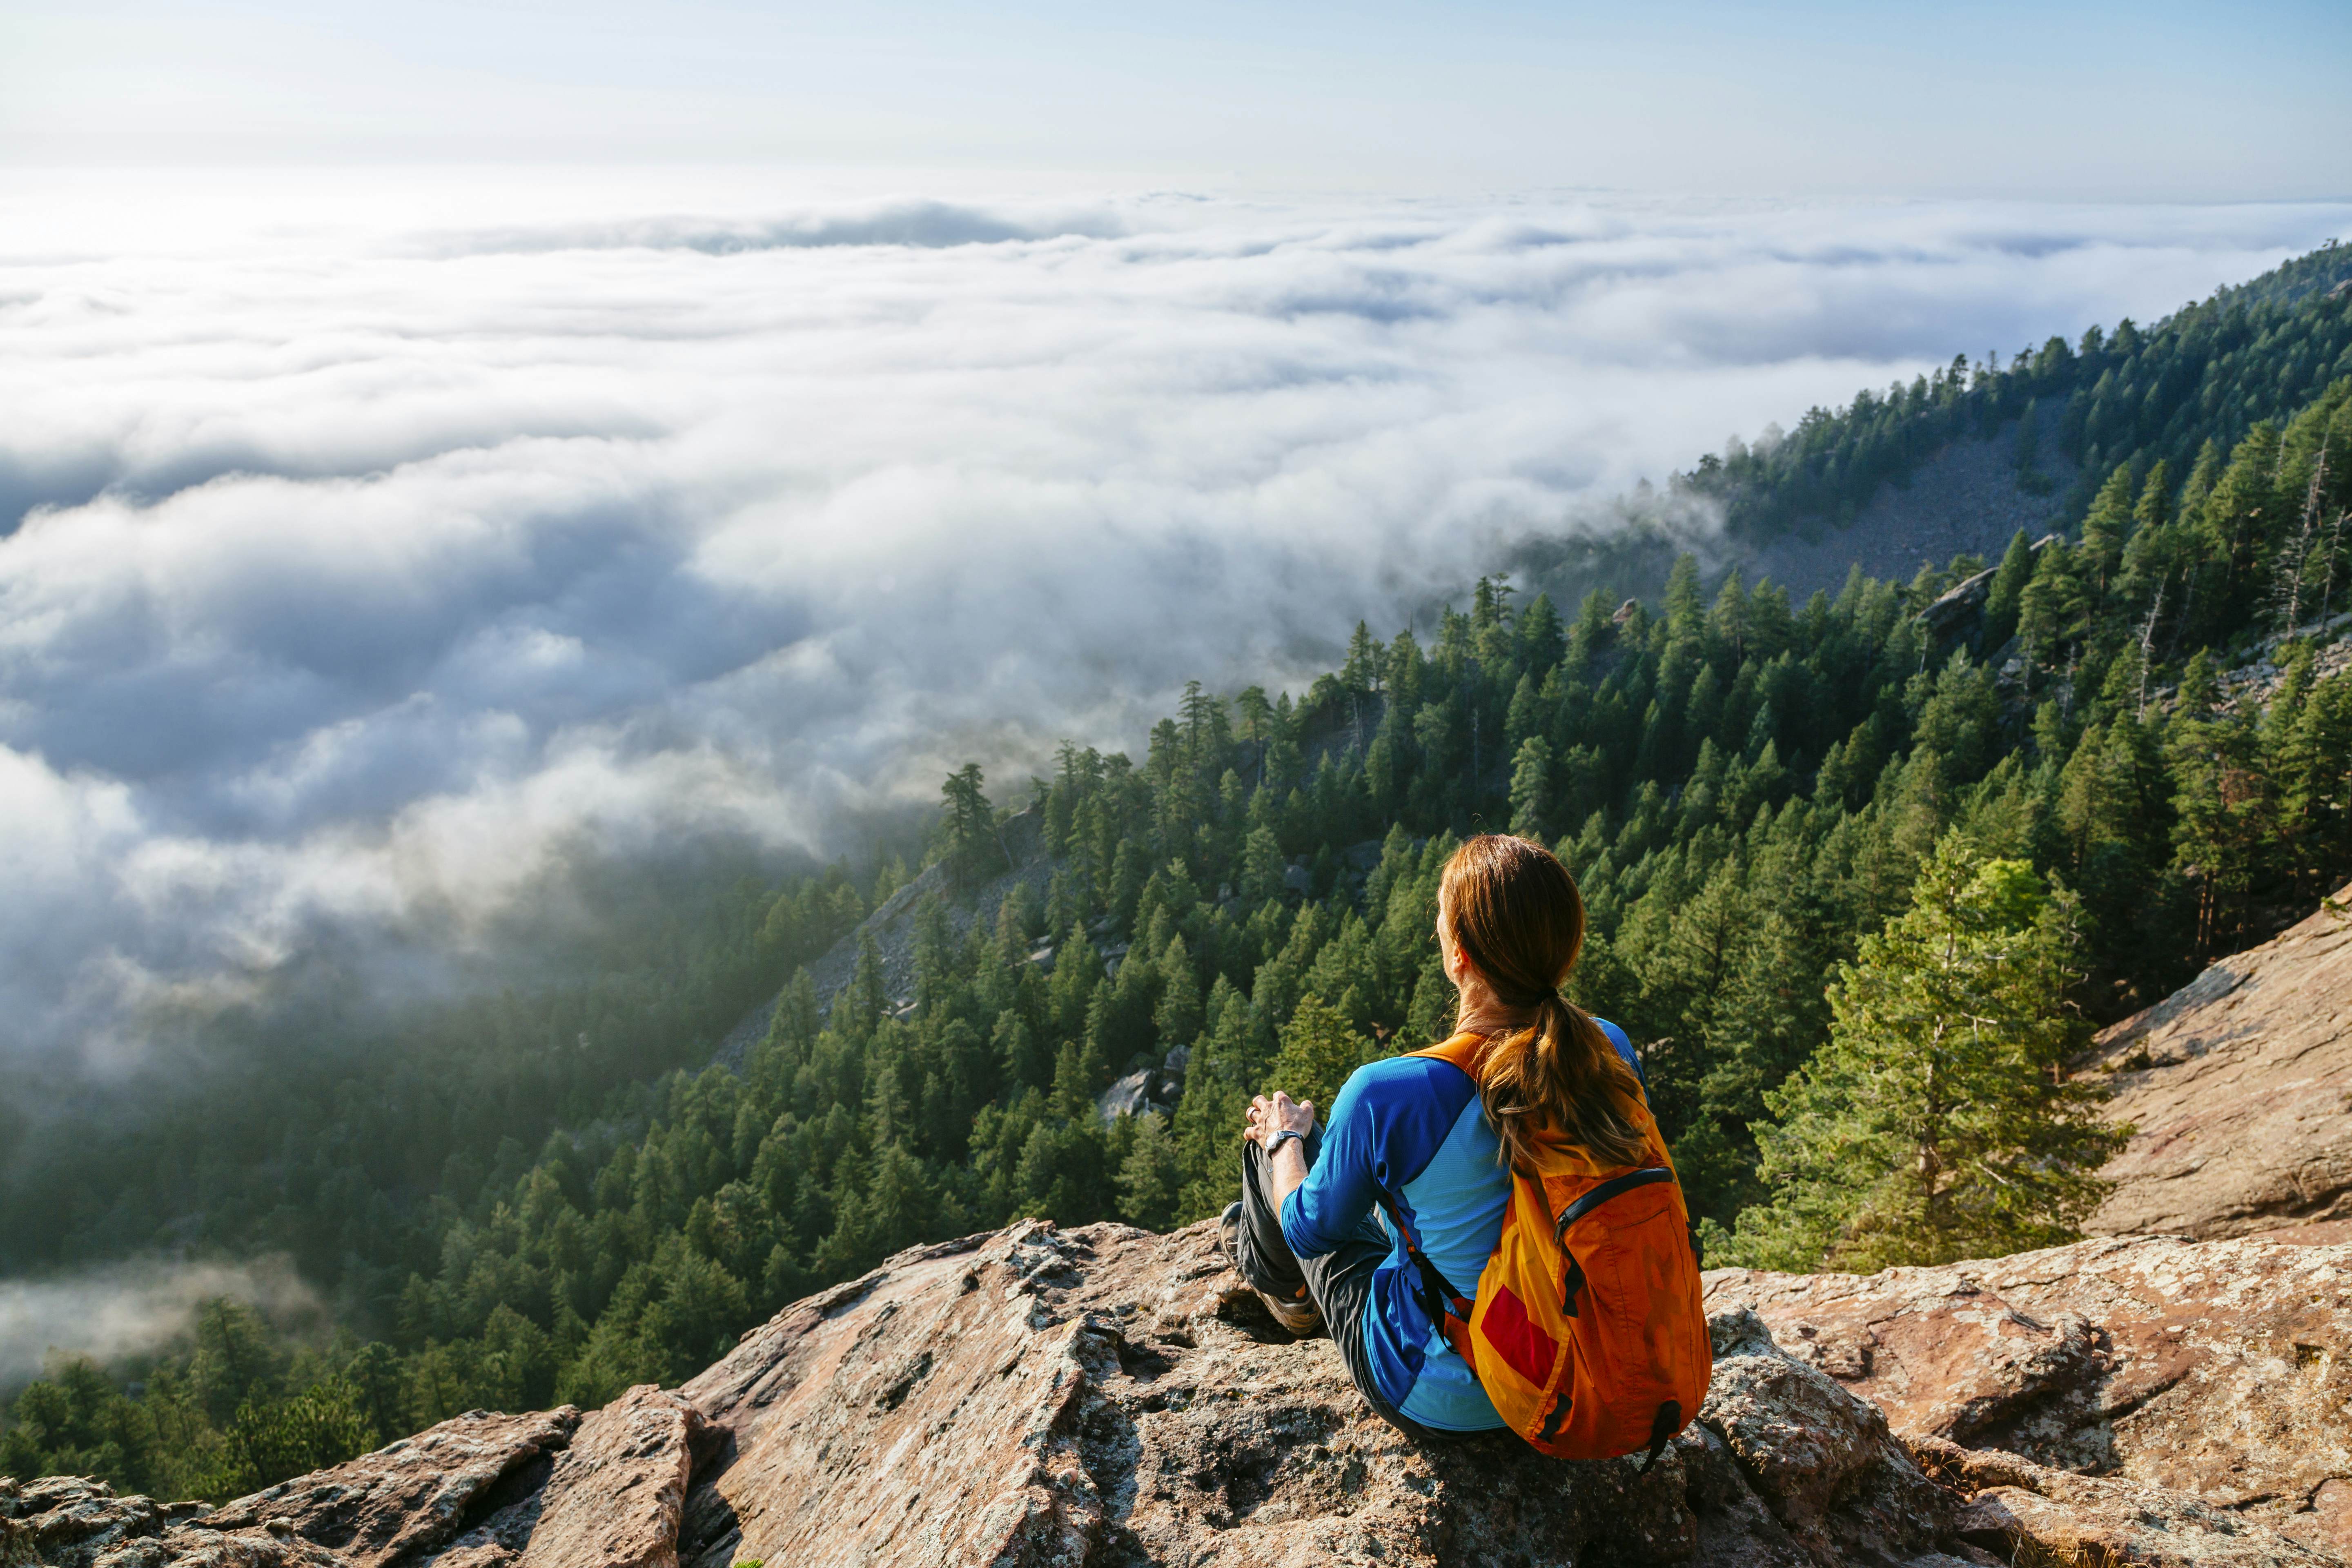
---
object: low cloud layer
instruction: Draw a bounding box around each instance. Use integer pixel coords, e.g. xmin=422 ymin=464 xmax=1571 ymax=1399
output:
xmin=0 ymin=1254 xmax=318 ymax=1388
xmin=2 ymin=172 xmax=2345 ymax=1071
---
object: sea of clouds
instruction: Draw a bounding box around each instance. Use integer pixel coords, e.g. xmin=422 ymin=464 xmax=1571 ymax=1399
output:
xmin=2 ymin=169 xmax=2345 ymax=1075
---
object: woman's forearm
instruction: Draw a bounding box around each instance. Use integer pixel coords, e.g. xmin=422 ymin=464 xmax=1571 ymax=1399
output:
xmin=1267 ymin=1136 xmax=1309 ymax=1216
xmin=1247 ymin=1090 xmax=1317 ymax=1223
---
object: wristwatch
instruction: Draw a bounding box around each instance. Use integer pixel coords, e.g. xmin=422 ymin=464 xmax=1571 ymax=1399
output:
xmin=1267 ymin=1128 xmax=1305 ymax=1156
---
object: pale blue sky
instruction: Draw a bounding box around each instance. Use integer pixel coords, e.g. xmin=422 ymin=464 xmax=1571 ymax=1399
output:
xmin=4 ymin=0 xmax=2346 ymax=196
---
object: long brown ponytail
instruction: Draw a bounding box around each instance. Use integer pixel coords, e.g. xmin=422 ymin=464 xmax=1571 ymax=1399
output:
xmin=1438 ymin=835 xmax=1648 ymax=1172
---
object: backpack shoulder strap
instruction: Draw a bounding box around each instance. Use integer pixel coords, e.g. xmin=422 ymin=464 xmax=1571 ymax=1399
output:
xmin=1387 ymin=1030 xmax=1486 ymax=1350
xmin=1407 ymin=1030 xmax=1486 ymax=1075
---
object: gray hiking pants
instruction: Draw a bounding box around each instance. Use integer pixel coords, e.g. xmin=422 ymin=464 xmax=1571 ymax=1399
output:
xmin=1231 ymin=1135 xmax=1463 ymax=1443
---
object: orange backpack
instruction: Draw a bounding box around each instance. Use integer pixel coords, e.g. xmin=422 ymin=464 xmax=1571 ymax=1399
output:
xmin=1386 ymin=1031 xmax=1712 ymax=1466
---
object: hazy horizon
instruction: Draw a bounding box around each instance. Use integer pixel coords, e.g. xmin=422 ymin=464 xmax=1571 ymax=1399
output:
xmin=6 ymin=1 xmax=2348 ymax=200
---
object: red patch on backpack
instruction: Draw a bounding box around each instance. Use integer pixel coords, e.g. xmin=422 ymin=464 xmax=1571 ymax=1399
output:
xmin=1480 ymin=1283 xmax=1557 ymax=1386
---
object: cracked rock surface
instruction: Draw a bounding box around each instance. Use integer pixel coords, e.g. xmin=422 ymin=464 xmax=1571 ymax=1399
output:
xmin=196 ymin=1407 xmax=581 ymax=1568
xmin=16 ymin=1220 xmax=2352 ymax=1565
xmin=1910 ymin=1436 xmax=2341 ymax=1568
xmin=1707 ymin=1230 xmax=2352 ymax=1558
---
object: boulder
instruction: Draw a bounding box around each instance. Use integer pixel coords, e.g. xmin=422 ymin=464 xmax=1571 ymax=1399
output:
xmin=507 ymin=1386 xmax=704 ymax=1568
xmin=1706 ymin=1230 xmax=2352 ymax=1552
xmin=1697 ymin=1311 xmax=1948 ymax=1562
xmin=1913 ymin=565 xmax=1997 ymax=640
xmin=2076 ymin=881 xmax=2352 ymax=1240
xmin=1096 ymin=1069 xmax=1174 ymax=1124
xmin=0 ymin=1476 xmax=321 ymax=1568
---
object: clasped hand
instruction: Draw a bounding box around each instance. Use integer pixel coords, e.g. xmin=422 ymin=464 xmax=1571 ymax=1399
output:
xmin=1245 ymin=1090 xmax=1315 ymax=1148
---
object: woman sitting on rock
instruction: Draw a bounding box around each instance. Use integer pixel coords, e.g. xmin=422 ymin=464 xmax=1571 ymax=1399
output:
xmin=1219 ymin=833 xmax=1650 ymax=1440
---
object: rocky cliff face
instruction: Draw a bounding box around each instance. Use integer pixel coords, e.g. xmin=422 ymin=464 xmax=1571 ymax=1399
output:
xmin=13 ymin=1218 xmax=2352 ymax=1567
xmin=2080 ymin=882 xmax=2352 ymax=1239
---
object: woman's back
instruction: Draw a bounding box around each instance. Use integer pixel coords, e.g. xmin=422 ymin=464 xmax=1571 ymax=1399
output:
xmin=1278 ymin=1018 xmax=1644 ymax=1432
xmin=1226 ymin=832 xmax=1662 ymax=1445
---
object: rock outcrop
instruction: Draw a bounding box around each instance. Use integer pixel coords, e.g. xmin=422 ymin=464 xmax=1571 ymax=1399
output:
xmin=1706 ymin=1230 xmax=2352 ymax=1557
xmin=2079 ymin=882 xmax=2352 ymax=1239
xmin=19 ymin=1218 xmax=2352 ymax=1566
xmin=1 ymin=1477 xmax=216 ymax=1568
xmin=1911 ymin=563 xmax=2000 ymax=641
xmin=196 ymin=1407 xmax=581 ymax=1566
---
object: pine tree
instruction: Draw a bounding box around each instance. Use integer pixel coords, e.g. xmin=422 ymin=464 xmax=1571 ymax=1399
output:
xmin=2079 ymin=467 xmax=2134 ymax=596
xmin=1239 ymin=823 xmax=1287 ymax=909
xmin=863 ymin=1141 xmax=939 ymax=1261
xmin=1516 ymin=591 xmax=1566 ymax=672
xmin=2018 ymin=537 xmax=2085 ymax=672
xmin=1153 ymin=935 xmax=1203 ymax=1051
xmin=1663 ymin=555 xmax=1705 ymax=644
xmin=1721 ymin=835 xmax=2123 ymax=1272
xmin=2166 ymin=653 xmax=2266 ymax=956
xmin=839 ymin=931 xmax=888 ymax=1044
xmin=1045 ymin=920 xmax=1095 ymax=1041
xmin=1708 ymin=570 xmax=1752 ymax=664
xmin=1678 ymin=895 xmax=1838 ymax=1226
xmin=994 ymin=1012 xmax=1050 ymax=1094
xmin=1261 ymin=993 xmax=1375 ymax=1118
xmin=2185 ymin=425 xmax=2286 ymax=645
xmin=1983 ymin=529 xmax=2035 ymax=649
xmin=226 ymin=1376 xmax=379 ymax=1492
xmin=1471 ymin=576 xmax=1517 ymax=669
xmin=1174 ymin=979 xmax=1258 ymax=1224
xmin=1342 ymin=621 xmax=1383 ymax=694
xmin=1508 ymin=735 xmax=1552 ymax=841
xmin=940 ymin=764 xmax=999 ymax=890
xmin=1116 ymin=1112 xmax=1181 ymax=1230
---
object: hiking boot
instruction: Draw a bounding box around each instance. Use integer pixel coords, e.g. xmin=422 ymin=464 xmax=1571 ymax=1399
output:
xmin=1219 ymin=1202 xmax=1323 ymax=1335
xmin=1258 ymin=1287 xmax=1323 ymax=1336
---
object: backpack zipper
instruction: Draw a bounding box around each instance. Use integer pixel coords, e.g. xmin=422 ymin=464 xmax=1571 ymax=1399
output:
xmin=1551 ymin=1166 xmax=1674 ymax=1244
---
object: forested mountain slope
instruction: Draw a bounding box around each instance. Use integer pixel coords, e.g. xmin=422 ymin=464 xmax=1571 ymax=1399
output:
xmin=1502 ymin=241 xmax=2352 ymax=614
xmin=1686 ymin=239 xmax=2352 ymax=546
xmin=6 ymin=248 xmax=2352 ymax=1506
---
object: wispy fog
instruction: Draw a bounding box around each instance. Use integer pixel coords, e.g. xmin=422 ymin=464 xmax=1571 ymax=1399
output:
xmin=0 ymin=1254 xmax=318 ymax=1389
xmin=2 ymin=170 xmax=2345 ymax=1071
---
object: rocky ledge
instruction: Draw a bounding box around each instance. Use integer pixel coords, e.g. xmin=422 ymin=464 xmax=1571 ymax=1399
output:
xmin=2079 ymin=881 xmax=2352 ymax=1240
xmin=12 ymin=1217 xmax=2352 ymax=1567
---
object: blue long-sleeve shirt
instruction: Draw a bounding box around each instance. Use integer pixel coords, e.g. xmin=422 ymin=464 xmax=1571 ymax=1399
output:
xmin=1278 ymin=1019 xmax=1642 ymax=1431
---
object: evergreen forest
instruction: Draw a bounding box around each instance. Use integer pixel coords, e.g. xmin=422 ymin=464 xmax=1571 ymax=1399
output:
xmin=7 ymin=247 xmax=2352 ymax=1505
